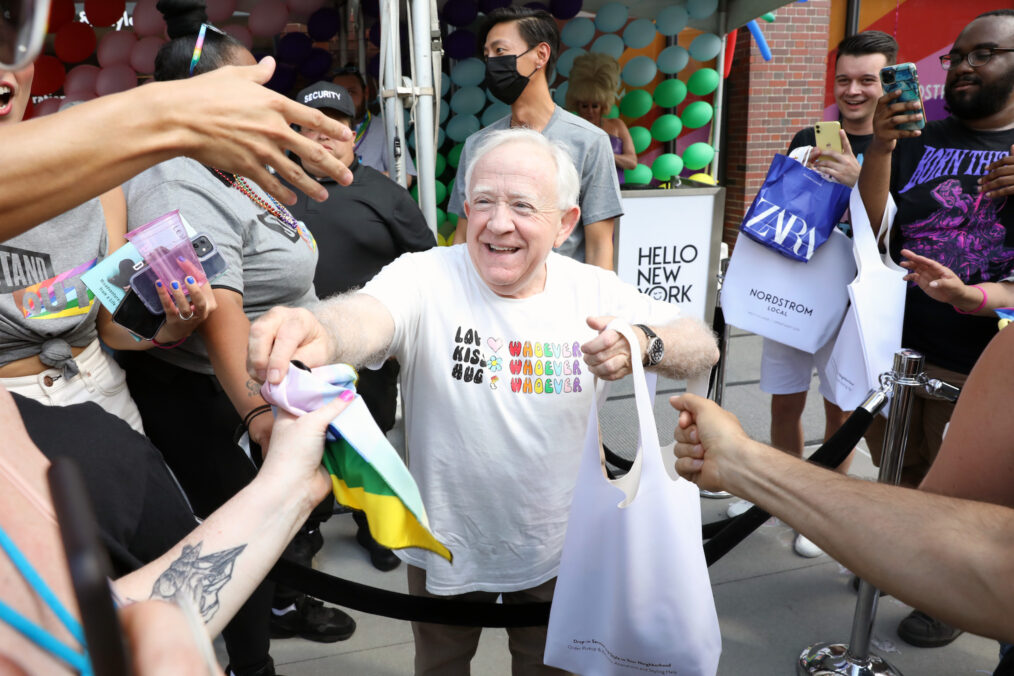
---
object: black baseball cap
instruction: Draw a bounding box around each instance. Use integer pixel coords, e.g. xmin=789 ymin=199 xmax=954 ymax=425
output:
xmin=296 ymin=82 xmax=356 ymax=119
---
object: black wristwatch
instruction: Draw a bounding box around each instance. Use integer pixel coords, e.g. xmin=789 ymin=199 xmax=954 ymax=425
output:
xmin=635 ymin=324 xmax=664 ymax=367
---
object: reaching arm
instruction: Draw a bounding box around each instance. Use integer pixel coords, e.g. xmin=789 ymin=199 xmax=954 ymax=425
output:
xmin=857 ymin=89 xmax=923 ymax=236
xmin=919 ymin=326 xmax=1014 ymax=508
xmin=899 ymin=249 xmax=1014 ymax=316
xmin=670 ymin=392 xmax=1014 ymax=644
xmin=581 ymin=316 xmax=719 ymax=381
xmin=248 ymin=293 xmax=396 ymax=385
xmin=1 ymin=57 xmax=353 ymax=239
xmin=583 ymin=219 xmax=616 ymax=271
xmin=113 ymin=396 xmax=348 ymax=637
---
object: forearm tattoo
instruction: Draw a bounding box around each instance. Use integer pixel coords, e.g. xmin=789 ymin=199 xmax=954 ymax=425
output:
xmin=149 ymin=542 xmax=247 ymax=622
xmin=246 ymin=379 xmax=261 ymax=397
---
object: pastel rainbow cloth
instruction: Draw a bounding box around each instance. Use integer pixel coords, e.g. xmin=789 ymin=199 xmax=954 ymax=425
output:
xmin=262 ymin=363 xmax=451 ymax=562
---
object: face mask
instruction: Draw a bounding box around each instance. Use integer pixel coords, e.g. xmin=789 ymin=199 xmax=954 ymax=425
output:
xmin=484 ymin=46 xmax=538 ymax=105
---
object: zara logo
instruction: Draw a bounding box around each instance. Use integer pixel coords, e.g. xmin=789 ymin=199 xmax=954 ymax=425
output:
xmin=742 ymin=198 xmax=817 ymax=261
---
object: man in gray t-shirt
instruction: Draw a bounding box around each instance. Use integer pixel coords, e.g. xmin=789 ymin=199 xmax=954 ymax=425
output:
xmin=447 ymin=7 xmax=622 ymax=269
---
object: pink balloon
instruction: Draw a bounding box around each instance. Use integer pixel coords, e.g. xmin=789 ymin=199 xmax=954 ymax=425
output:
xmin=222 ymin=24 xmax=253 ymax=50
xmin=97 ymin=30 xmax=137 ymax=68
xmin=96 ymin=64 xmax=138 ymax=96
xmin=34 ymin=98 xmax=66 ymax=118
xmin=206 ymin=0 xmax=238 ymax=23
xmin=132 ymin=0 xmax=166 ymax=38
xmin=64 ymin=64 xmax=100 ymax=97
xmin=287 ymin=0 xmax=326 ymax=16
xmin=130 ymin=36 xmax=165 ymax=74
xmin=249 ymin=0 xmax=289 ymax=37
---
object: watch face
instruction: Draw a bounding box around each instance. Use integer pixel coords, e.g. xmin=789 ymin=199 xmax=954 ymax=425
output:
xmin=648 ymin=338 xmax=665 ymax=365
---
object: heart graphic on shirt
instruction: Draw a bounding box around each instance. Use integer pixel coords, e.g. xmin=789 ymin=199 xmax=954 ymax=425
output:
xmin=487 ymin=337 xmax=503 ymax=353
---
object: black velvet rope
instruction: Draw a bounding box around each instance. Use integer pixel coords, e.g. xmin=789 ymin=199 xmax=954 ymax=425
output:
xmin=267 ymin=406 xmax=878 ymax=626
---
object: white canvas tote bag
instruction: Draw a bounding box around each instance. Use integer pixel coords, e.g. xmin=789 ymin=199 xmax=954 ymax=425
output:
xmin=823 ymin=188 xmax=907 ymax=411
xmin=544 ymin=321 xmax=721 ymax=676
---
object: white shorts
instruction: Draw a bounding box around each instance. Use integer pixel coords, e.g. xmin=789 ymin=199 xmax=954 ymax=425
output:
xmin=0 ymin=339 xmax=144 ymax=434
xmin=759 ymin=337 xmax=835 ymax=401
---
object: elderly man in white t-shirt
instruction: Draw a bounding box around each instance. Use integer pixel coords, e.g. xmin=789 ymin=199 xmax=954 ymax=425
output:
xmin=248 ymin=128 xmax=719 ymax=675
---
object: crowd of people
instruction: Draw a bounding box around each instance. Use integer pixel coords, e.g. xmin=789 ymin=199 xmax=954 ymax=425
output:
xmin=0 ymin=1 xmax=1013 ymax=675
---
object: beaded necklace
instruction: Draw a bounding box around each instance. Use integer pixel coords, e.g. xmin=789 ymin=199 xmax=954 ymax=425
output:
xmin=210 ymin=168 xmax=299 ymax=230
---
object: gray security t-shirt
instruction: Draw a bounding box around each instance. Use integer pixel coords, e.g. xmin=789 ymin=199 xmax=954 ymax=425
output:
xmin=122 ymin=158 xmax=319 ymax=374
xmin=447 ymin=105 xmax=623 ymax=262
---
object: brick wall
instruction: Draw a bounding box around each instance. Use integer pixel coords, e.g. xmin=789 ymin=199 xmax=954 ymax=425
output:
xmin=721 ymin=0 xmax=832 ymax=247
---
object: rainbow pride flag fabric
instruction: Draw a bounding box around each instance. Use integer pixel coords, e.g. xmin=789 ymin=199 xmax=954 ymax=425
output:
xmin=262 ymin=364 xmax=451 ymax=562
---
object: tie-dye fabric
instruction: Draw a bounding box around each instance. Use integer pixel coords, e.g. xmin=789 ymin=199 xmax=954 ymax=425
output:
xmin=261 ymin=364 xmax=451 ymax=561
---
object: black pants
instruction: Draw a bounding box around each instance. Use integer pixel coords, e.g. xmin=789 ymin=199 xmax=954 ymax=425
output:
xmin=117 ymin=351 xmax=273 ymax=674
xmin=358 ymin=359 xmax=400 ymax=433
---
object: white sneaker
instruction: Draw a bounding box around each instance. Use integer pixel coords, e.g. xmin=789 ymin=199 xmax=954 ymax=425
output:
xmin=793 ymin=533 xmax=824 ymax=558
xmin=726 ymin=499 xmax=754 ymax=518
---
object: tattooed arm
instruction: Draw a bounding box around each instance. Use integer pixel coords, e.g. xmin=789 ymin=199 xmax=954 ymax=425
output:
xmin=112 ymin=397 xmax=348 ymax=635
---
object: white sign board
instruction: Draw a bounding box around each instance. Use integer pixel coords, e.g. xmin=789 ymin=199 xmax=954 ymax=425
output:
xmin=616 ymin=188 xmax=724 ymax=324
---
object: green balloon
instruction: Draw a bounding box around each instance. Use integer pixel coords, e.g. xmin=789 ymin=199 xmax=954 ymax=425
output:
xmin=653 ymin=78 xmax=687 ymax=108
xmin=435 ymin=179 xmax=447 ymax=205
xmin=619 ymin=89 xmax=653 ymax=119
xmin=652 ymin=153 xmax=684 ymax=181
xmin=436 ymin=207 xmax=447 ymax=227
xmin=687 ymin=68 xmax=719 ymax=96
xmin=683 ymin=142 xmax=715 ymax=170
xmin=650 ymin=114 xmax=682 ymax=142
xmin=448 ymin=143 xmax=464 ymax=168
xmin=410 ymin=183 xmax=419 ymax=202
xmin=629 ymin=126 xmax=651 ymax=154
xmin=447 ymin=212 xmax=458 ymax=226
xmin=435 ymin=153 xmax=447 ymax=177
xmin=761 ymin=11 xmax=775 ymax=22
xmin=447 ymin=179 xmax=455 ymax=202
xmin=604 ymin=104 xmax=619 ymax=119
xmin=624 ymin=163 xmax=653 ymax=185
xmin=681 ymin=100 xmax=714 ymax=129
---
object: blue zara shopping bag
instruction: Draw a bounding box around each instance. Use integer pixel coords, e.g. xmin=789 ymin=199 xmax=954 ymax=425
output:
xmin=739 ymin=154 xmax=851 ymax=262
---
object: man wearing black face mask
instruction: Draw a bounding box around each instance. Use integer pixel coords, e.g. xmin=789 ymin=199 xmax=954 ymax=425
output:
xmin=857 ymin=8 xmax=1014 ymax=650
xmin=447 ymin=6 xmax=622 ymax=271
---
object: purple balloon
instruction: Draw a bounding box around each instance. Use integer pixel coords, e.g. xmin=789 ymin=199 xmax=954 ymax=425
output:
xmin=266 ymin=63 xmax=297 ymax=94
xmin=479 ymin=0 xmax=510 ymax=12
xmin=299 ymin=47 xmax=333 ymax=81
xmin=442 ymin=0 xmax=478 ymax=27
xmin=368 ymin=21 xmax=381 ymax=47
xmin=361 ymin=0 xmax=379 ymax=17
xmin=307 ymin=7 xmax=340 ymax=41
xmin=277 ymin=32 xmax=312 ymax=66
xmin=550 ymin=0 xmax=582 ymax=19
xmin=524 ymin=2 xmax=550 ymax=12
xmin=445 ymin=29 xmax=476 ymax=60
xmin=368 ymin=54 xmax=380 ymax=80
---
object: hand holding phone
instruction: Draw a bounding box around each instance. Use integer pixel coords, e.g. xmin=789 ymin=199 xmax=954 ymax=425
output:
xmin=880 ymin=63 xmax=925 ymax=131
xmin=131 ymin=234 xmax=227 ymax=314
xmin=814 ymin=121 xmax=843 ymax=154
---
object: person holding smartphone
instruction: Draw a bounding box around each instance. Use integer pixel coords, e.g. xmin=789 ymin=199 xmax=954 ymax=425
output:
xmin=732 ymin=31 xmax=898 ymax=559
xmin=856 ymin=8 xmax=1014 ymax=648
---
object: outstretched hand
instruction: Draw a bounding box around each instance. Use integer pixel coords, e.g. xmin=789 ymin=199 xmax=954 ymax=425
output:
xmin=899 ymin=249 xmax=967 ymax=306
xmin=171 ymin=57 xmax=354 ymax=205
xmin=670 ymin=393 xmax=754 ymax=493
xmin=248 ymin=306 xmax=336 ymax=385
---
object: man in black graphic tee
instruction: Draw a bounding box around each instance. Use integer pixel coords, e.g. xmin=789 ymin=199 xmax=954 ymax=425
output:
xmin=857 ymin=8 xmax=1014 ymax=650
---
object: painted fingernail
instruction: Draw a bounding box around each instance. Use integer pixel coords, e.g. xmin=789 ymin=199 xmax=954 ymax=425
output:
xmin=185 ymin=276 xmax=196 ymax=285
xmin=171 ymin=281 xmax=180 ymax=290
xmin=156 ymin=280 xmax=163 ymax=288
xmin=339 ymin=389 xmax=355 ymax=402
xmin=177 ymin=255 xmax=186 ymax=262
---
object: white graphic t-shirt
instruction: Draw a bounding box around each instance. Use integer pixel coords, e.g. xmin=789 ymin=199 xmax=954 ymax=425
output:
xmin=362 ymin=246 xmax=680 ymax=594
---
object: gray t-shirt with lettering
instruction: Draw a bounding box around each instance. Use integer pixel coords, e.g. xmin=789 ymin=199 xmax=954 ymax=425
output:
xmin=123 ymin=158 xmax=319 ymax=374
xmin=447 ymin=105 xmax=623 ymax=262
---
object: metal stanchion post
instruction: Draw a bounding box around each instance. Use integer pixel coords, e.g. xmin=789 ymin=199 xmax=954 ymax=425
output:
xmin=702 ymin=257 xmax=732 ymax=499
xmin=797 ymin=349 xmax=925 ymax=676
